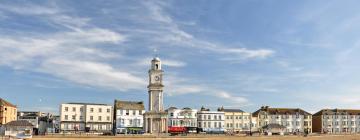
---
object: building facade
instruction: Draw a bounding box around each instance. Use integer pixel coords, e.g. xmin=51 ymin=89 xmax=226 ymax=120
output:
xmin=167 ymin=107 xmax=197 ymax=132
xmin=253 ymin=106 xmax=312 ymax=134
xmin=313 ymin=109 xmax=360 ymax=134
xmin=219 ymin=108 xmax=251 ymax=133
xmin=0 ymin=98 xmax=17 ymax=125
xmin=144 ymin=57 xmax=168 ymax=134
xmin=60 ymin=103 xmax=112 ymax=133
xmin=197 ymin=107 xmax=225 ymax=133
xmin=2 ymin=120 xmax=33 ymax=139
xmin=114 ymin=100 xmax=145 ymax=134
xmin=17 ymin=111 xmax=41 ymax=135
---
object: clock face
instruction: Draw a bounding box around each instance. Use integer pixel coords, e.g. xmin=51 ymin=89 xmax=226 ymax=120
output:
xmin=155 ymin=76 xmax=160 ymax=81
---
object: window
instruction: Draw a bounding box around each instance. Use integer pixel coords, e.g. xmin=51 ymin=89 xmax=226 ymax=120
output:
xmin=296 ymin=121 xmax=299 ymax=126
xmin=226 ymin=116 xmax=229 ymax=119
xmin=126 ymin=110 xmax=129 ymax=115
xmin=90 ymin=108 xmax=94 ymax=113
xmin=98 ymin=116 xmax=102 ymax=121
xmin=65 ymin=115 xmax=68 ymax=120
xmin=204 ymin=115 xmax=207 ymax=120
xmin=80 ymin=108 xmax=83 ymax=112
xmin=214 ymin=115 xmax=217 ymax=120
xmin=130 ymin=119 xmax=133 ymax=125
xmin=219 ymin=122 xmax=222 ymax=128
xmin=99 ymin=108 xmax=102 ymax=113
xmin=65 ymin=107 xmax=68 ymax=112
xmin=219 ymin=115 xmax=222 ymax=120
xmin=107 ymin=108 xmax=110 ymax=113
xmin=170 ymin=113 xmax=174 ymax=116
xmin=90 ymin=116 xmax=93 ymax=121
xmin=72 ymin=107 xmax=76 ymax=112
xmin=107 ymin=116 xmax=110 ymax=121
xmin=208 ymin=122 xmax=211 ymax=127
xmin=214 ymin=122 xmax=217 ymax=127
xmin=204 ymin=122 xmax=206 ymax=127
xmin=139 ymin=110 xmax=143 ymax=114
xmin=133 ymin=110 xmax=136 ymax=115
xmin=72 ymin=115 xmax=76 ymax=120
xmin=80 ymin=116 xmax=83 ymax=120
xmin=208 ymin=115 xmax=211 ymax=120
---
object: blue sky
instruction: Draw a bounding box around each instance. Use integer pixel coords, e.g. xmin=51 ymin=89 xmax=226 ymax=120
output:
xmin=1 ymin=0 xmax=360 ymax=114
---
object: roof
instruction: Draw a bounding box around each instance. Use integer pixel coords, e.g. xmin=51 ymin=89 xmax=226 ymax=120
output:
xmin=65 ymin=102 xmax=109 ymax=106
xmin=152 ymin=57 xmax=161 ymax=61
xmin=313 ymin=109 xmax=360 ymax=116
xmin=165 ymin=107 xmax=178 ymax=111
xmin=252 ymin=106 xmax=311 ymax=117
xmin=4 ymin=120 xmax=33 ymax=127
xmin=222 ymin=109 xmax=244 ymax=113
xmin=0 ymin=98 xmax=16 ymax=107
xmin=114 ymin=100 xmax=145 ymax=110
xmin=200 ymin=106 xmax=210 ymax=111
xmin=262 ymin=123 xmax=286 ymax=129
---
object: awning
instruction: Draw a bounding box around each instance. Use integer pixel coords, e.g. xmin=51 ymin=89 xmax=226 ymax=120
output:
xmin=127 ymin=127 xmax=143 ymax=131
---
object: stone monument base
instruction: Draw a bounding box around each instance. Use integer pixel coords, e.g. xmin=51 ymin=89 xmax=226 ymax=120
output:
xmin=143 ymin=111 xmax=168 ymax=134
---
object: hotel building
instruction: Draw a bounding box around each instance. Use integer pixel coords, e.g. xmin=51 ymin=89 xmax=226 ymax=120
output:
xmin=219 ymin=108 xmax=252 ymax=133
xmin=313 ymin=109 xmax=360 ymax=134
xmin=0 ymin=98 xmax=17 ymax=125
xmin=253 ymin=106 xmax=312 ymax=134
xmin=59 ymin=103 xmax=112 ymax=133
xmin=114 ymin=100 xmax=145 ymax=134
xmin=197 ymin=107 xmax=225 ymax=133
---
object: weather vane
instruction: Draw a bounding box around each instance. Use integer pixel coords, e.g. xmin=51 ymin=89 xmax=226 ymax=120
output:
xmin=153 ymin=48 xmax=159 ymax=58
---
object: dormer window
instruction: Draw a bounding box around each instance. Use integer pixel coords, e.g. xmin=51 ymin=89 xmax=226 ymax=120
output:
xmin=155 ymin=64 xmax=159 ymax=69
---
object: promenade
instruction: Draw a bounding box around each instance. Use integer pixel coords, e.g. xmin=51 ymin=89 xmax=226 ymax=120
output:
xmin=31 ymin=134 xmax=360 ymax=140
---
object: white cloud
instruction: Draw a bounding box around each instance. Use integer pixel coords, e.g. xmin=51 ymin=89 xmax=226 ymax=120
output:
xmin=0 ymin=4 xmax=143 ymax=92
xmin=162 ymin=60 xmax=186 ymax=67
xmin=165 ymin=75 xmax=249 ymax=105
xmin=40 ymin=59 xmax=146 ymax=91
xmin=0 ymin=3 xmax=59 ymax=15
xmin=140 ymin=1 xmax=274 ymax=61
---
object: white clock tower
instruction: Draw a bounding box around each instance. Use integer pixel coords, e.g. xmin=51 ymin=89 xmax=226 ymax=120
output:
xmin=148 ymin=57 xmax=164 ymax=112
xmin=144 ymin=57 xmax=168 ymax=134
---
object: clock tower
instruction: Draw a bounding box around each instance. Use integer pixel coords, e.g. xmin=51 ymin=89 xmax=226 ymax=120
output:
xmin=148 ymin=57 xmax=164 ymax=112
xmin=144 ymin=57 xmax=168 ymax=134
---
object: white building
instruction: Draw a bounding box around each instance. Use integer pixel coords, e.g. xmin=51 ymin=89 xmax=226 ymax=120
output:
xmin=167 ymin=107 xmax=197 ymax=132
xmin=59 ymin=103 xmax=112 ymax=133
xmin=253 ymin=106 xmax=312 ymax=135
xmin=218 ymin=108 xmax=252 ymax=133
xmin=197 ymin=107 xmax=225 ymax=133
xmin=114 ymin=100 xmax=145 ymax=134
xmin=313 ymin=109 xmax=360 ymax=134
